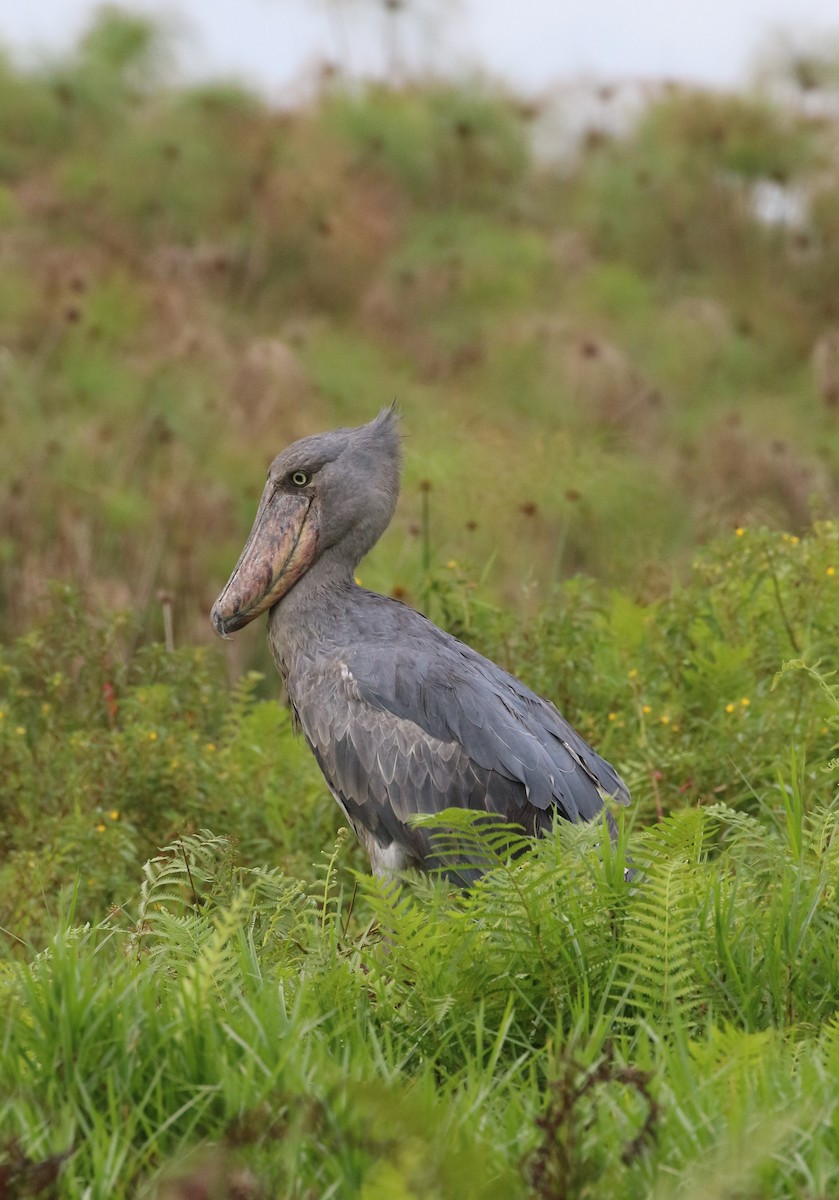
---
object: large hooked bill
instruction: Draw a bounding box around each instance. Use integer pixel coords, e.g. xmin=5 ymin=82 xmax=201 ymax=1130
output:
xmin=210 ymin=484 xmax=319 ymax=637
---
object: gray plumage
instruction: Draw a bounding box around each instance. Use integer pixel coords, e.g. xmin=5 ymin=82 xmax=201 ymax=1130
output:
xmin=211 ymin=407 xmax=629 ymax=879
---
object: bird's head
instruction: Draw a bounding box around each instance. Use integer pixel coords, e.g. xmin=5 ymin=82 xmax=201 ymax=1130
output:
xmin=211 ymin=405 xmax=401 ymax=636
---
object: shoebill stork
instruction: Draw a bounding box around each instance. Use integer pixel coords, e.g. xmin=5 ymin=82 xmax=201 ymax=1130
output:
xmin=211 ymin=408 xmax=629 ymax=879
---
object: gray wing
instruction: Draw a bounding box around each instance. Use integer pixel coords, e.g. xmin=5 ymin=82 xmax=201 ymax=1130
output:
xmin=288 ymin=631 xmax=628 ymax=874
xmin=351 ymin=631 xmax=630 ymax=819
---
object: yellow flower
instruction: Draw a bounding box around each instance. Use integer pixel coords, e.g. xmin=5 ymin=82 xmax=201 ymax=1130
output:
xmin=827 ymin=567 xmax=836 ymax=577
xmin=446 ymin=560 xmax=458 ymax=569
xmin=15 ymin=726 xmax=25 ymax=736
xmin=790 ymin=535 xmax=800 ymax=545
xmin=735 ymin=527 xmax=745 ymax=537
xmin=354 ymin=576 xmax=362 ymax=585
xmin=628 ymin=668 xmax=638 ymax=679
xmin=608 ymin=712 xmax=618 ymax=721
xmin=725 ymin=703 xmax=735 ymax=714
xmin=95 ymin=823 xmax=106 ymax=833
xmin=642 ymin=704 xmax=652 ymax=715
xmin=205 ymin=742 xmax=216 ymax=753
xmin=740 ymin=697 xmax=750 ymax=707
xmin=109 ymin=810 xmax=119 ymax=821
xmin=659 ymin=715 xmax=671 ymax=725
xmin=148 ymin=731 xmax=158 ymax=741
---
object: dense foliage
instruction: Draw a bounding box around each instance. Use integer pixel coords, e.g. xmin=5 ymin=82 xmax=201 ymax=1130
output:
xmin=3 ymin=11 xmax=839 ymax=650
xmin=3 ymin=521 xmax=839 ymax=1196
xmin=4 ymin=9 xmax=839 ymax=1197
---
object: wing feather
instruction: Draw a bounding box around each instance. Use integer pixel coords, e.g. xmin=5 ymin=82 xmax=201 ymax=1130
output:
xmin=285 ymin=627 xmax=627 ymax=878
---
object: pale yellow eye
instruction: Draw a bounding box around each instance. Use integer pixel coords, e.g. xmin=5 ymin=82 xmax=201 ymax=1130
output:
xmin=291 ymin=471 xmax=309 ymax=487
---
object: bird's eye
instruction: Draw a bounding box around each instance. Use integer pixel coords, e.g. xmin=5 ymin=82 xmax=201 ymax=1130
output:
xmin=290 ymin=471 xmax=310 ymax=487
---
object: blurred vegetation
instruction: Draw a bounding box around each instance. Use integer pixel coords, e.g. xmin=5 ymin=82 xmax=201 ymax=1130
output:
xmin=4 ymin=7 xmax=839 ymax=1197
xmin=3 ymin=9 xmax=839 ymax=659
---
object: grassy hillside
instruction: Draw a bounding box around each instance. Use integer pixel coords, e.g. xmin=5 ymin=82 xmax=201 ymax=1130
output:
xmin=4 ymin=9 xmax=839 ymax=1197
xmin=3 ymin=11 xmax=839 ymax=656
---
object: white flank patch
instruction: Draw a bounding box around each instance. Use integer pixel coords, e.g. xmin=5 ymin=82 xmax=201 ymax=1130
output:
xmin=369 ymin=839 xmax=412 ymax=877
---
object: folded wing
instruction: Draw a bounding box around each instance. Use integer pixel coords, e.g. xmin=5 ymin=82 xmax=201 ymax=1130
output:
xmin=288 ymin=626 xmax=628 ymax=873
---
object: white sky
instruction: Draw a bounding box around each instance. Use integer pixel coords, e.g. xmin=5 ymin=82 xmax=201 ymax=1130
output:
xmin=2 ymin=0 xmax=838 ymax=95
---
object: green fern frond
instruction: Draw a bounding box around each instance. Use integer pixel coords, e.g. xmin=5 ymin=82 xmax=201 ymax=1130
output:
xmin=631 ymin=807 xmax=707 ymax=870
xmin=180 ymin=892 xmax=247 ymax=1012
xmin=805 ymin=799 xmax=839 ymax=869
xmin=617 ymin=811 xmax=708 ymax=1022
xmin=312 ymin=827 xmax=351 ymax=933
xmin=218 ymin=670 xmax=263 ymax=745
xmin=128 ymin=830 xmax=236 ymax=951
xmin=412 ymin=808 xmax=539 ymax=881
xmin=360 ymin=873 xmax=431 ymax=948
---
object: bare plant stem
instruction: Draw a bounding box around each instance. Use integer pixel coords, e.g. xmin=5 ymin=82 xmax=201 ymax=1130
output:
xmin=764 ymin=542 xmax=800 ymax=654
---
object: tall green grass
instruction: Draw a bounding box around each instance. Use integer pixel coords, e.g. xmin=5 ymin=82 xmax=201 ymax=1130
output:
xmin=4 ymin=795 xmax=839 ymax=1196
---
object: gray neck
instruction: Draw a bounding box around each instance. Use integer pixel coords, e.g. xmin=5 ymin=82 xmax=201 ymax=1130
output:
xmin=267 ymin=542 xmax=360 ymax=672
